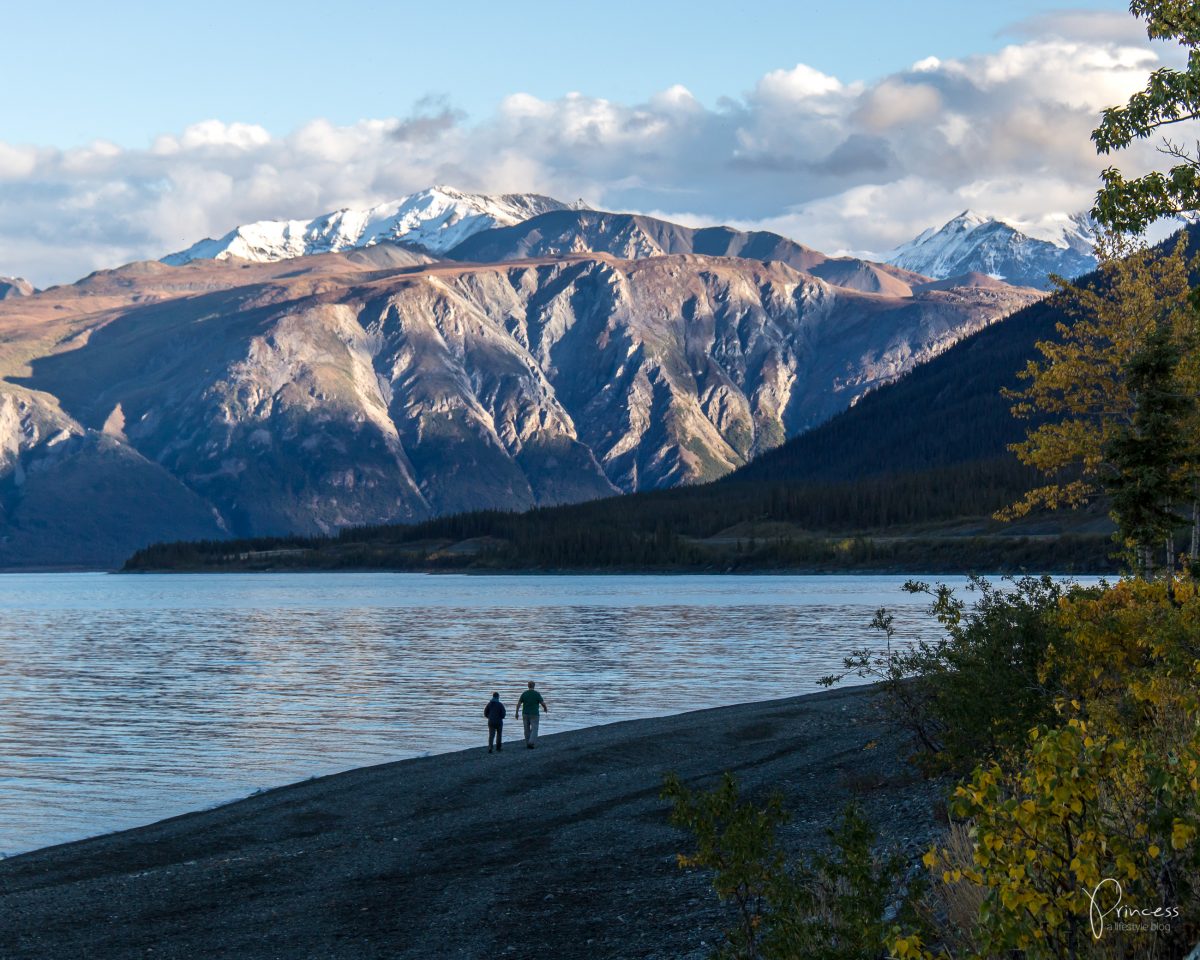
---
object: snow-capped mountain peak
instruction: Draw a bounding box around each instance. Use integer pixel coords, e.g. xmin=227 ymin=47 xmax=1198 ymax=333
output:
xmin=948 ymin=209 xmax=990 ymax=230
xmin=886 ymin=210 xmax=1098 ymax=289
xmin=163 ymin=186 xmax=588 ymax=265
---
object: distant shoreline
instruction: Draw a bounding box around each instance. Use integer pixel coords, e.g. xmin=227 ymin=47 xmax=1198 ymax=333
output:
xmin=0 ymin=564 xmax=1113 ymax=576
xmin=0 ymin=684 xmax=945 ymax=960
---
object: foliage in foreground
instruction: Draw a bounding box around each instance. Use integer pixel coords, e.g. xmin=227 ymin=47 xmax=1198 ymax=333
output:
xmin=1092 ymin=0 xmax=1200 ymax=233
xmin=661 ymin=774 xmax=924 ymax=960
xmin=670 ymin=575 xmax=1200 ymax=959
xmin=921 ymin=574 xmax=1200 ymax=959
xmin=821 ymin=575 xmax=1090 ymax=774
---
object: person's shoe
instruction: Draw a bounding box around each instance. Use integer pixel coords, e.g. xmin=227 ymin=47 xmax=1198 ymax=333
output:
xmin=488 ymin=747 xmax=493 ymax=753
xmin=527 ymin=743 xmax=533 ymax=749
xmin=497 ymin=746 xmax=502 ymax=751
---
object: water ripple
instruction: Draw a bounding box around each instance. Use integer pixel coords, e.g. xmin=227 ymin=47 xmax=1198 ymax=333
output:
xmin=0 ymin=572 xmax=977 ymax=853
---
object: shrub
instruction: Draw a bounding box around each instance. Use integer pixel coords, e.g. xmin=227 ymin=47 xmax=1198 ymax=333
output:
xmin=662 ymin=773 xmax=926 ymax=959
xmin=823 ymin=575 xmax=1096 ymax=772
xmin=922 ymin=575 xmax=1200 ymax=958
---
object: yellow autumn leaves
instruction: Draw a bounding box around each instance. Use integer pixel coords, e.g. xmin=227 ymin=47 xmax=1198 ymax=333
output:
xmin=895 ymin=575 xmax=1200 ymax=958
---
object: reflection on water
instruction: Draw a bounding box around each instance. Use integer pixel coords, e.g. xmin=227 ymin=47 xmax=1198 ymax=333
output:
xmin=0 ymin=572 xmax=963 ymax=854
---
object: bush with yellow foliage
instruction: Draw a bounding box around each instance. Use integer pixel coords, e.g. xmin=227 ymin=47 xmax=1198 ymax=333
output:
xmin=912 ymin=575 xmax=1200 ymax=959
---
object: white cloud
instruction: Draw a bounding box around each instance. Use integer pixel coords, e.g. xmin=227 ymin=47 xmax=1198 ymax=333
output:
xmin=0 ymin=19 xmax=1186 ymax=286
xmin=754 ymin=63 xmax=843 ymax=101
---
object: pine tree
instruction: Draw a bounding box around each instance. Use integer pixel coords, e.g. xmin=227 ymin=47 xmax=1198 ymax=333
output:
xmin=1103 ymin=322 xmax=1193 ymax=573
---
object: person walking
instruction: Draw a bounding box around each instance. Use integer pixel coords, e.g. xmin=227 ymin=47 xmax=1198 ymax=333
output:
xmin=516 ymin=681 xmax=548 ymax=748
xmin=484 ymin=691 xmax=506 ymax=753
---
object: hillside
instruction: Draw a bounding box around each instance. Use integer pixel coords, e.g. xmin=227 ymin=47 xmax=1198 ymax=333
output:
xmin=729 ymin=293 xmax=1063 ymax=484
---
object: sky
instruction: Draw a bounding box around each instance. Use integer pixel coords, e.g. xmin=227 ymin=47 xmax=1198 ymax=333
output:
xmin=0 ymin=0 xmax=1179 ymax=285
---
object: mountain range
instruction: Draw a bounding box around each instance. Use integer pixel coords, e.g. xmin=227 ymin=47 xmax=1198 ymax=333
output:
xmin=163 ymin=186 xmax=587 ymax=264
xmin=0 ymin=194 xmax=1043 ymax=566
xmin=147 ymin=226 xmax=1143 ymax=576
xmin=161 ymin=190 xmax=1101 ymax=292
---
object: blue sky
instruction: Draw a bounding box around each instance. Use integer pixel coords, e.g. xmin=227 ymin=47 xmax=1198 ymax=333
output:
xmin=0 ymin=1 xmax=1175 ymax=285
xmin=4 ymin=0 xmax=1130 ymax=148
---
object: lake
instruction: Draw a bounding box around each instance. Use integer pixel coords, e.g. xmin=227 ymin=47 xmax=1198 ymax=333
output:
xmin=0 ymin=572 xmax=986 ymax=854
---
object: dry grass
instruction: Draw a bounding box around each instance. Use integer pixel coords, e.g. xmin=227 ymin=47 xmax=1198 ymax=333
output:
xmin=920 ymin=821 xmax=987 ymax=956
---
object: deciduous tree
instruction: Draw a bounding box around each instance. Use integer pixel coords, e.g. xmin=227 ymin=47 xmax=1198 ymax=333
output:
xmin=1092 ymin=1 xmax=1200 ymax=232
xmin=1000 ymin=233 xmax=1200 ymax=567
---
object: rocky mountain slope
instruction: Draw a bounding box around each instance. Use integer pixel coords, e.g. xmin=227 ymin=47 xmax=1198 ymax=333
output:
xmin=887 ymin=210 xmax=1097 ymax=289
xmin=163 ymin=186 xmax=585 ymax=264
xmin=0 ymin=235 xmax=1041 ymax=565
xmin=0 ymin=277 xmax=33 ymax=299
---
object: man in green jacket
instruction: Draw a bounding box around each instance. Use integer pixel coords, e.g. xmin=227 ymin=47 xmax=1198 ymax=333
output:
xmin=516 ymin=681 xmax=548 ymax=748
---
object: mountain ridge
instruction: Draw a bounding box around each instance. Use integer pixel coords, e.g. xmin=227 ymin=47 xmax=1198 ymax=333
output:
xmin=163 ymin=186 xmax=587 ymax=265
xmin=447 ymin=208 xmax=937 ymax=297
xmin=886 ymin=210 xmax=1097 ymax=289
xmin=159 ymin=184 xmax=1098 ymax=293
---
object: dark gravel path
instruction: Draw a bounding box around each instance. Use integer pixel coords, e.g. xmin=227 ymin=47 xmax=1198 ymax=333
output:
xmin=0 ymin=684 xmax=943 ymax=959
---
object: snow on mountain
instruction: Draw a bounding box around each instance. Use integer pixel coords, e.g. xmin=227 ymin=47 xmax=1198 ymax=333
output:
xmin=886 ymin=211 xmax=1097 ymax=290
xmin=0 ymin=276 xmax=33 ymax=299
xmin=163 ymin=186 xmax=587 ymax=265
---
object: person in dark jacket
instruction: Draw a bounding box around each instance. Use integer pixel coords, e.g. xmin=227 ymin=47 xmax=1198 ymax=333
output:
xmin=484 ymin=692 xmax=506 ymax=753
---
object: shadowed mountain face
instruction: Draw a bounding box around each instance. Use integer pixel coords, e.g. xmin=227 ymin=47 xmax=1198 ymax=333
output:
xmin=0 ymin=237 xmax=1041 ymax=565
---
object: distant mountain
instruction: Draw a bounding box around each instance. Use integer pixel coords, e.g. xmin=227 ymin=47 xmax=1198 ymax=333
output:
xmin=448 ymin=209 xmax=934 ymax=296
xmin=0 ymin=277 xmax=33 ymax=300
xmin=0 ymin=232 xmax=1038 ymax=565
xmin=887 ymin=211 xmax=1097 ymax=290
xmin=448 ymin=209 xmax=827 ymax=268
xmin=162 ymin=186 xmax=586 ymax=264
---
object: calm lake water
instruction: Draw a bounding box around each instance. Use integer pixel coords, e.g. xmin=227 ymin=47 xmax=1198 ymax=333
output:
xmin=0 ymin=572 xmax=989 ymax=854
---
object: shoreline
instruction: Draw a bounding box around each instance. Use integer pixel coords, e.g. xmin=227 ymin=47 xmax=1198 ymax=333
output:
xmin=0 ymin=565 xmax=1113 ymax=576
xmin=0 ymin=684 xmax=944 ymax=960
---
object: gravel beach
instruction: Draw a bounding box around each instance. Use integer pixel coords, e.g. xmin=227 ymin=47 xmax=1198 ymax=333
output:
xmin=0 ymin=684 xmax=943 ymax=959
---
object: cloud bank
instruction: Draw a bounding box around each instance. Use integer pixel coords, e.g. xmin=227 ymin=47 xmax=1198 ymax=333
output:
xmin=0 ymin=22 xmax=1177 ymax=286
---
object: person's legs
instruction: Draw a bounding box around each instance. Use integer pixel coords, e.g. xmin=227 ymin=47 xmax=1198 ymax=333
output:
xmin=528 ymin=713 xmax=539 ymax=747
xmin=488 ymin=723 xmax=497 ymax=751
xmin=522 ymin=713 xmax=532 ymax=744
xmin=496 ymin=721 xmax=503 ymax=751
